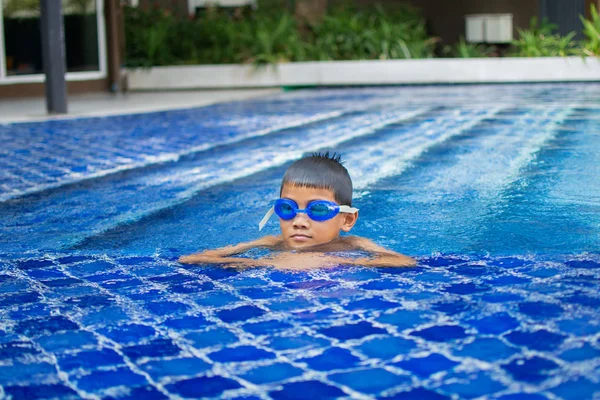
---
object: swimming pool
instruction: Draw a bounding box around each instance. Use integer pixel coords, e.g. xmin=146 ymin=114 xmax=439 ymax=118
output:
xmin=0 ymin=84 xmax=599 ymax=399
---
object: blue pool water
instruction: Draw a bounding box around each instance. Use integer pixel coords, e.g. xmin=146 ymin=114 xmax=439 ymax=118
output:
xmin=1 ymin=84 xmax=599 ymax=399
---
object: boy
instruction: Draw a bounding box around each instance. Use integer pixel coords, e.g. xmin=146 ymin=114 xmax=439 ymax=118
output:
xmin=179 ymin=153 xmax=416 ymax=269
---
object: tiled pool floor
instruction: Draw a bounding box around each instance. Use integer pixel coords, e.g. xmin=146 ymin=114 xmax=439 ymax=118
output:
xmin=1 ymin=252 xmax=599 ymax=399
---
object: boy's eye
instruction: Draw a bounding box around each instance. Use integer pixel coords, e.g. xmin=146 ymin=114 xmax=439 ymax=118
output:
xmin=310 ymin=203 xmax=331 ymax=216
xmin=279 ymin=203 xmax=294 ymax=214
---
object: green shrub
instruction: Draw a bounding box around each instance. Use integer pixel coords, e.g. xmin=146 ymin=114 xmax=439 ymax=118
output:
xmin=510 ymin=17 xmax=578 ymax=57
xmin=443 ymin=37 xmax=493 ymax=58
xmin=123 ymin=1 xmax=435 ymax=66
xmin=581 ymin=4 xmax=600 ymax=56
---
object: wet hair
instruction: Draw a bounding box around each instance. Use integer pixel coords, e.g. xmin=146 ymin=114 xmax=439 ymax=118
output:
xmin=280 ymin=152 xmax=353 ymax=206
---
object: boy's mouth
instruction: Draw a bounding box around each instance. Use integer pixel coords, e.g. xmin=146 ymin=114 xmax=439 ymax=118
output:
xmin=290 ymin=234 xmax=312 ymax=242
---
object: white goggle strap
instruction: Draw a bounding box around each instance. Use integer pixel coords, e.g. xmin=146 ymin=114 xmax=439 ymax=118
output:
xmin=258 ymin=205 xmax=358 ymax=231
xmin=258 ymin=207 xmax=275 ymax=231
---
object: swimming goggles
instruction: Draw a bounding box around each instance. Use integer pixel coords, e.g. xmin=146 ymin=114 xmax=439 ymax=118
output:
xmin=259 ymin=198 xmax=358 ymax=230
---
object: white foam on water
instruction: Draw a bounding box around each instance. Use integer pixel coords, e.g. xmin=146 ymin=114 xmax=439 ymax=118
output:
xmin=421 ymin=107 xmax=573 ymax=200
xmin=346 ymin=107 xmax=505 ymax=191
xmin=66 ymin=107 xmax=431 ymax=246
xmin=0 ymin=92 xmax=435 ymax=204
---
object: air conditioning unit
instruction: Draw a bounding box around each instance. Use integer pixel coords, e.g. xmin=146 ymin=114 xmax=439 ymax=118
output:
xmin=465 ymin=14 xmax=513 ymax=43
xmin=188 ymin=0 xmax=257 ymax=15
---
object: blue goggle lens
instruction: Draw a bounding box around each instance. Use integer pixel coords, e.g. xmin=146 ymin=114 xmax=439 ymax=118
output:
xmin=274 ymin=199 xmax=340 ymax=222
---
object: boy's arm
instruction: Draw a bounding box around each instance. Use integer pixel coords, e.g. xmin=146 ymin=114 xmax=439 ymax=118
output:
xmin=178 ymin=235 xmax=281 ymax=265
xmin=347 ymin=236 xmax=417 ymax=267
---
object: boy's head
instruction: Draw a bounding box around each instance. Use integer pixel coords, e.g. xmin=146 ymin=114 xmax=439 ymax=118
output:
xmin=280 ymin=152 xmax=353 ymax=206
xmin=259 ymin=152 xmax=359 ymax=248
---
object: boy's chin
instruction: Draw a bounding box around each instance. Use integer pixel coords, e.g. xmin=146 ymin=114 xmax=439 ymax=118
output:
xmin=283 ymin=237 xmax=335 ymax=250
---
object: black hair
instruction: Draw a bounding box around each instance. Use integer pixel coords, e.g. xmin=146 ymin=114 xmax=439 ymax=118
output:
xmin=280 ymin=151 xmax=353 ymax=206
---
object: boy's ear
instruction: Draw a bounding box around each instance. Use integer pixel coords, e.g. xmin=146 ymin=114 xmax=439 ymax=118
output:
xmin=340 ymin=211 xmax=358 ymax=232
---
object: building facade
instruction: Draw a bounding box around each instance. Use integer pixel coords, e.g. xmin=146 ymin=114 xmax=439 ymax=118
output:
xmin=0 ymin=0 xmax=121 ymax=98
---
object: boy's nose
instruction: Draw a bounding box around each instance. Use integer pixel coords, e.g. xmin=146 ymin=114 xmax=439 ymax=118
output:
xmin=292 ymin=213 xmax=310 ymax=229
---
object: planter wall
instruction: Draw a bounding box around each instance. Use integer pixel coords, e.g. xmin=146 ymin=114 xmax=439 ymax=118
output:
xmin=127 ymin=57 xmax=600 ymax=90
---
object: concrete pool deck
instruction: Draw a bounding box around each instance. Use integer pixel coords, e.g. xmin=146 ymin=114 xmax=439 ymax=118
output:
xmin=0 ymin=88 xmax=282 ymax=124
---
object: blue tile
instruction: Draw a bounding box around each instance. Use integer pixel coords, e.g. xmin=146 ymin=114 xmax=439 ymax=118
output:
xmin=146 ymin=301 xmax=190 ymax=316
xmin=0 ymin=292 xmax=41 ymax=307
xmin=185 ymin=328 xmax=238 ymax=348
xmin=329 ymin=368 xmax=409 ymax=394
xmin=80 ymin=306 xmax=129 ymax=326
xmin=270 ymin=380 xmax=345 ymax=399
xmin=345 ymin=297 xmax=399 ymax=311
xmin=480 ymin=293 xmax=524 ymax=303
xmin=395 ymin=353 xmax=459 ymax=377
xmin=243 ymin=319 xmax=293 ymax=335
xmin=285 ymin=279 xmax=338 ymax=290
xmin=518 ymin=302 xmax=563 ymax=319
xmin=164 ymin=315 xmax=208 ymax=330
xmin=502 ymin=356 xmax=559 ymax=383
xmin=195 ymin=291 xmax=240 ymax=307
xmin=37 ymin=330 xmax=98 ymax=352
xmin=169 ymin=281 xmax=214 ymax=294
xmin=101 ymin=278 xmax=144 ymax=290
xmin=208 ymin=345 xmax=276 ymax=362
xmin=298 ymin=347 xmax=360 ymax=371
xmin=104 ymin=385 xmax=168 ymax=400
xmin=559 ymin=344 xmax=600 ymax=361
xmin=58 ymin=348 xmax=124 ymax=371
xmin=557 ymin=317 xmax=600 ymax=335
xmin=26 ymin=269 xmax=67 ymax=279
xmin=217 ymin=305 xmax=266 ymax=323
xmin=4 ymin=384 xmax=78 ymax=399
xmin=318 ymin=321 xmax=387 ymax=340
xmin=495 ymin=394 xmax=549 ymax=400
xmin=386 ymin=387 xmax=451 ymax=400
xmin=140 ymin=357 xmax=211 ymax=379
xmin=443 ymin=282 xmax=489 ymax=294
xmin=17 ymin=259 xmax=54 ymax=270
xmin=116 ymin=257 xmax=155 ymax=266
xmin=69 ymin=261 xmax=114 ymax=276
xmin=0 ymin=341 xmax=40 ymax=360
xmin=432 ymin=300 xmax=472 ymax=315
xmin=40 ymin=277 xmax=82 ymax=288
xmin=0 ymin=361 xmax=56 ymax=385
xmin=377 ymin=309 xmax=429 ymax=330
xmin=166 ymin=376 xmax=241 ymax=397
xmin=241 ymin=362 xmax=303 ymax=384
xmin=360 ymin=279 xmax=406 ymax=290
xmin=456 ymin=338 xmax=518 ymax=361
xmin=566 ymin=260 xmax=600 ymax=269
xmin=239 ymin=286 xmax=285 ymax=299
xmin=563 ymin=292 xmax=600 ymax=308
xmin=268 ymin=298 xmax=314 ymax=311
xmin=550 ymin=378 xmax=600 ymax=400
xmin=504 ymin=329 xmax=566 ymax=351
xmin=55 ymin=255 xmax=91 ymax=264
xmin=267 ymin=334 xmax=329 ymax=351
xmin=122 ymin=339 xmax=181 ymax=361
xmin=65 ymin=295 xmax=115 ymax=308
xmin=410 ymin=325 xmax=468 ymax=342
xmin=467 ymin=312 xmax=519 ymax=334
xmin=15 ymin=316 xmax=78 ymax=336
xmin=76 ymin=368 xmax=148 ymax=391
xmin=97 ymin=324 xmax=157 ymax=344
xmin=357 ymin=336 xmax=417 ymax=360
xmin=439 ymin=373 xmax=505 ymax=398
xmin=485 ymin=275 xmax=531 ymax=286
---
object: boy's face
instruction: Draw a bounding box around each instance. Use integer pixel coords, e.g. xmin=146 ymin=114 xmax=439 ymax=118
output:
xmin=279 ymin=184 xmax=358 ymax=249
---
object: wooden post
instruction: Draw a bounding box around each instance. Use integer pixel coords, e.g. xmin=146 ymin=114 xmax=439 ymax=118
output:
xmin=40 ymin=0 xmax=68 ymax=114
xmin=106 ymin=0 xmax=122 ymax=92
